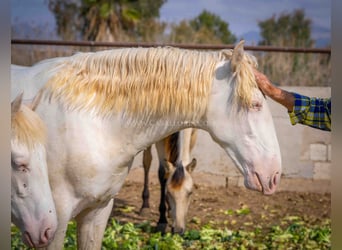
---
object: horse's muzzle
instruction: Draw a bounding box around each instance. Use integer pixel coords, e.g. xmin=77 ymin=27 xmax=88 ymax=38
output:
xmin=23 ymin=226 xmax=54 ymax=248
xmin=256 ymin=171 xmax=281 ymax=195
xmin=172 ymin=226 xmax=185 ymax=235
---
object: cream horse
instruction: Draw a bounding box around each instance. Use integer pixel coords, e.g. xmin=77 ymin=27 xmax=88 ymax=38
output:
xmin=141 ymin=128 xmax=197 ymax=234
xmin=11 ymin=41 xmax=281 ymax=249
xmin=11 ymin=93 xmax=57 ymax=248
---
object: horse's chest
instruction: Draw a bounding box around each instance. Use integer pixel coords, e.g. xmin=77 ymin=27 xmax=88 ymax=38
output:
xmin=68 ymin=160 xmax=130 ymax=196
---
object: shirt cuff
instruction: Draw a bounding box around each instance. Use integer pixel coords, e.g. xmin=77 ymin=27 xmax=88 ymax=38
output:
xmin=287 ymin=93 xmax=311 ymax=125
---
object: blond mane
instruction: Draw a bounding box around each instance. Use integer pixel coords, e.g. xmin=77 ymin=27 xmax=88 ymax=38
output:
xmin=11 ymin=105 xmax=47 ymax=151
xmin=44 ymin=46 xmax=257 ymax=121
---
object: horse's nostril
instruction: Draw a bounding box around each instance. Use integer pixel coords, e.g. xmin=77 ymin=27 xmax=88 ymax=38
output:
xmin=269 ymin=172 xmax=279 ymax=190
xmin=40 ymin=228 xmax=51 ymax=244
xmin=24 ymin=231 xmax=35 ymax=248
xmin=273 ymin=172 xmax=280 ymax=186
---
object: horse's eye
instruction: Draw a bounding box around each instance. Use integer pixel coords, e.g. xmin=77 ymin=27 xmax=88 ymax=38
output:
xmin=251 ymin=102 xmax=262 ymax=110
xmin=17 ymin=164 xmax=29 ymax=172
xmin=188 ymin=191 xmax=193 ymax=197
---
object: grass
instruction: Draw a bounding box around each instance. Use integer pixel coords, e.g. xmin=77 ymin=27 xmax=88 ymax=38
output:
xmin=11 ymin=213 xmax=330 ymax=249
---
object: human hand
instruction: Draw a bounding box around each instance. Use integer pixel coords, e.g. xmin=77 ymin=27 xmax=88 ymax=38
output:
xmin=253 ymin=69 xmax=271 ymax=90
xmin=253 ymin=69 xmax=294 ymax=111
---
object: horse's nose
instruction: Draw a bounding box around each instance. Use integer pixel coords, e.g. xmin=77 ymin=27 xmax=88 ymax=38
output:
xmin=172 ymin=226 xmax=185 ymax=235
xmin=24 ymin=227 xmax=53 ymax=248
xmin=254 ymin=170 xmax=281 ymax=195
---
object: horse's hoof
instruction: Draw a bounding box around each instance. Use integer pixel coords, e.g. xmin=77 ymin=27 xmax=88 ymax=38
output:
xmin=139 ymin=207 xmax=150 ymax=217
xmin=156 ymin=223 xmax=168 ymax=234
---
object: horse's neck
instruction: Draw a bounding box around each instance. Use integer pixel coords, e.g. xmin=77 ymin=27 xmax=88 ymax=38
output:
xmin=131 ymin=120 xmax=189 ymax=154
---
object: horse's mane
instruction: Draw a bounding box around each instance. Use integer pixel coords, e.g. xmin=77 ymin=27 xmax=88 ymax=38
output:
xmin=44 ymin=46 xmax=257 ymax=121
xmin=11 ymin=105 xmax=47 ymax=150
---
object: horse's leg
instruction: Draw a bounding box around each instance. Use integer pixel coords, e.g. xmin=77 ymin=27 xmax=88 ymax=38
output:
xmin=153 ymin=140 xmax=168 ymax=233
xmin=181 ymin=128 xmax=197 ymax=165
xmin=75 ymin=198 xmax=114 ymax=250
xmin=189 ymin=128 xmax=197 ymax=152
xmin=156 ymin=160 xmax=168 ymax=233
xmin=139 ymin=146 xmax=152 ymax=216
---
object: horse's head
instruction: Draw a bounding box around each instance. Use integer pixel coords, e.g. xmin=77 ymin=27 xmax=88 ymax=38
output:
xmin=164 ymin=158 xmax=197 ymax=235
xmin=11 ymin=93 xmax=57 ymax=248
xmin=206 ymin=41 xmax=282 ymax=195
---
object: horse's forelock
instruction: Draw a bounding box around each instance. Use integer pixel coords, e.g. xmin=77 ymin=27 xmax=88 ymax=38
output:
xmin=11 ymin=105 xmax=47 ymax=151
xmin=231 ymin=53 xmax=259 ymax=108
xmin=170 ymin=163 xmax=185 ymax=189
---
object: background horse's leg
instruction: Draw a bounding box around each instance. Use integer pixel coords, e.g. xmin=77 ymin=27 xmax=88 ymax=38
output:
xmin=156 ymin=161 xmax=168 ymax=233
xmin=75 ymin=198 xmax=114 ymax=250
xmin=140 ymin=146 xmax=152 ymax=216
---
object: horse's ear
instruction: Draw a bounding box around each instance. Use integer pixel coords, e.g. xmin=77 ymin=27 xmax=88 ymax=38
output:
xmin=27 ymin=90 xmax=43 ymax=111
xmin=163 ymin=159 xmax=175 ymax=174
xmin=11 ymin=92 xmax=24 ymax=117
xmin=186 ymin=158 xmax=197 ymax=173
xmin=231 ymin=40 xmax=245 ymax=72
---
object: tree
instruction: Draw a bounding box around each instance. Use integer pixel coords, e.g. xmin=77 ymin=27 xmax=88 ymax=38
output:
xmin=48 ymin=0 xmax=81 ymax=40
xmin=256 ymin=9 xmax=330 ymax=87
xmin=190 ymin=10 xmax=236 ymax=44
xmin=48 ymin=0 xmax=166 ymax=42
xmin=258 ymin=9 xmax=313 ymax=47
xmin=169 ymin=10 xmax=236 ymax=44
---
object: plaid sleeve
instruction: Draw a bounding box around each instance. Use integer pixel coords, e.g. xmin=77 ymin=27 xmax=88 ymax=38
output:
xmin=288 ymin=93 xmax=331 ymax=131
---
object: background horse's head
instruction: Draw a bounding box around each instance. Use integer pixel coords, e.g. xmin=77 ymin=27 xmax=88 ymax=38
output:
xmin=164 ymin=159 xmax=196 ymax=235
xmin=206 ymin=41 xmax=282 ymax=195
xmin=11 ymin=93 xmax=57 ymax=248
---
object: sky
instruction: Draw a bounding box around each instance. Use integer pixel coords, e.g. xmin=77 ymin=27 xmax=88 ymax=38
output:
xmin=11 ymin=0 xmax=331 ymax=47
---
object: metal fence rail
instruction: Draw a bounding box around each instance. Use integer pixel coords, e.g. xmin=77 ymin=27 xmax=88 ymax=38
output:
xmin=11 ymin=39 xmax=331 ymax=54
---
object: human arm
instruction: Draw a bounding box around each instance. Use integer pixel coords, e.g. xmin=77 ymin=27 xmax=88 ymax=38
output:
xmin=253 ymin=69 xmax=295 ymax=111
xmin=253 ymin=69 xmax=331 ymax=131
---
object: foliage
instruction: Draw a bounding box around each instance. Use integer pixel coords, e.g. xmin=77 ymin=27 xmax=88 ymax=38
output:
xmin=48 ymin=0 xmax=81 ymax=40
xmin=48 ymin=2 xmax=235 ymax=44
xmin=257 ymin=9 xmax=330 ymax=86
xmin=11 ymin=225 xmax=27 ymax=249
xmin=189 ymin=10 xmax=236 ymax=44
xmin=48 ymin=0 xmax=166 ymax=41
xmin=11 ymin=210 xmax=331 ymax=249
xmin=169 ymin=10 xmax=236 ymax=44
xmin=258 ymin=9 xmax=313 ymax=47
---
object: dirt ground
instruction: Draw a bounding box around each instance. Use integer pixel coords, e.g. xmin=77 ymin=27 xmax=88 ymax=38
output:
xmin=111 ymin=180 xmax=331 ymax=233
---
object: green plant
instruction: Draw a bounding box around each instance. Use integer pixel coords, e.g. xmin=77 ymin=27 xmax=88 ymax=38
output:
xmin=11 ymin=217 xmax=331 ymax=249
